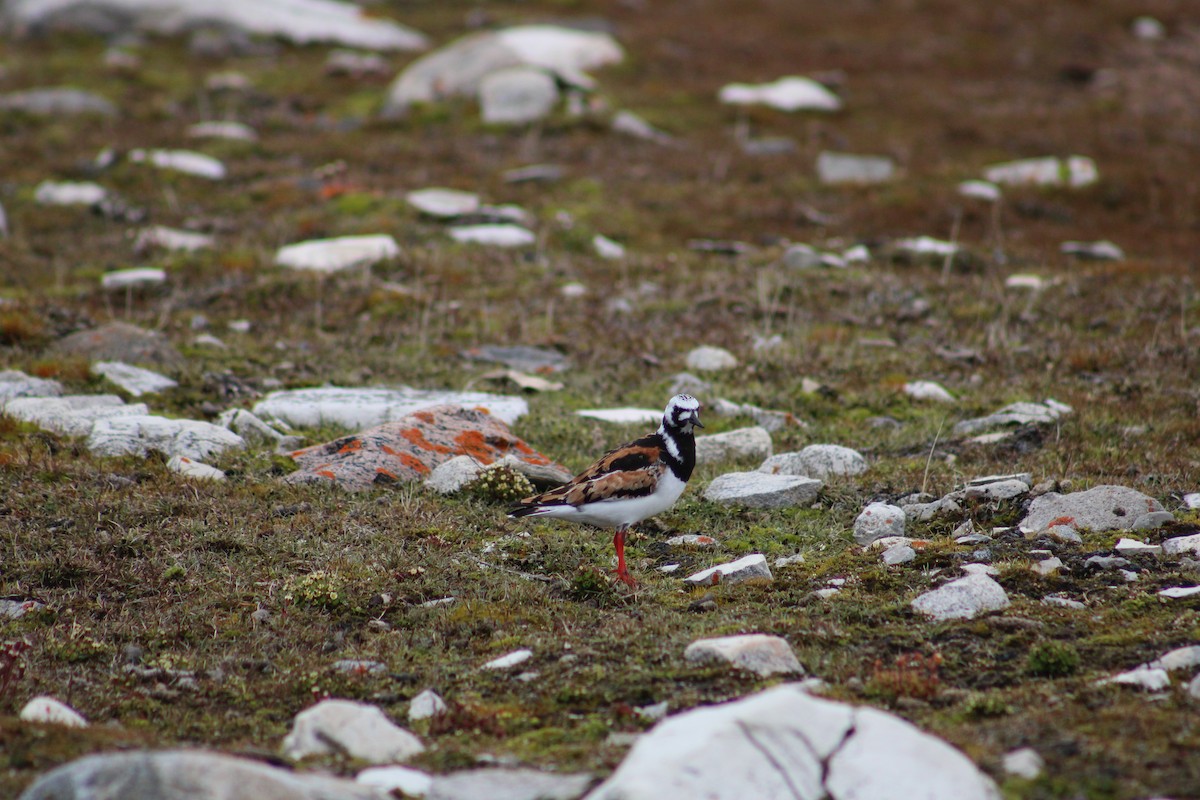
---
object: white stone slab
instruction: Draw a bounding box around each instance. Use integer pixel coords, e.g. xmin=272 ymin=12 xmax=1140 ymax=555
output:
xmin=92 ymin=361 xmax=177 ymax=396
xmin=276 ymin=234 xmax=400 ymax=273
xmin=447 ymin=224 xmax=536 ymax=247
xmin=254 ymin=386 xmax=528 ymax=429
xmin=129 ymin=149 xmax=226 ymax=180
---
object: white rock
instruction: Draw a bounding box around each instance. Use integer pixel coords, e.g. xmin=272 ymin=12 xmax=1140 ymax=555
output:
xmin=585 ymin=683 xmax=1000 ymax=800
xmin=448 ymin=224 xmax=536 ymax=247
xmin=1148 ymin=646 xmax=1200 ymax=672
xmin=1096 ymin=666 xmax=1170 ymax=692
xmin=1019 ymin=484 xmax=1169 ymax=534
xmin=276 ymin=234 xmax=400 ymax=273
xmin=1164 ymin=534 xmax=1200 ymax=556
xmin=1114 ymin=537 xmax=1162 ymax=555
xmin=408 ymin=689 xmax=447 ymax=721
xmin=424 ymin=455 xmax=485 ymax=494
xmin=912 ymin=573 xmax=1010 ymax=621
xmin=1132 ymin=15 xmax=1165 ymax=40
xmin=0 ymin=86 xmax=116 ymax=116
xmin=882 ymin=544 xmax=916 ymax=565
xmin=134 ymin=225 xmax=215 ymax=252
xmin=216 ymin=408 xmax=286 ymax=446
xmin=575 ymin=407 xmax=660 ymax=424
xmin=4 ymin=394 xmax=148 ymax=437
xmin=961 ymin=563 xmax=1000 ymax=577
xmin=1158 ymin=586 xmax=1200 ymax=599
xmin=611 ymin=110 xmax=674 ymax=145
xmin=853 ymin=502 xmax=906 ymax=545
xmin=759 ymin=444 xmax=867 ymax=478
xmin=666 ymin=534 xmax=718 ymax=548
xmin=255 ymin=386 xmax=528 ymax=429
xmin=703 ymin=472 xmax=821 ymax=509
xmin=384 ymin=25 xmax=621 ymax=113
xmin=816 ymin=151 xmax=894 ymax=185
xmin=683 ymin=634 xmax=804 ymax=677
xmin=480 ymin=66 xmax=558 ymax=124
xmin=357 ymin=765 xmax=433 ymax=797
xmin=954 ymin=398 xmax=1072 ymax=435
xmin=1005 ymin=274 xmax=1046 ymax=290
xmin=718 ymin=76 xmax=842 ymax=112
xmin=960 ymin=478 xmax=1030 ymax=502
xmin=1061 ymin=240 xmax=1124 ymax=261
xmin=593 ymin=234 xmax=626 ymax=260
xmin=405 ymin=187 xmax=480 ymax=218
xmin=1033 ymin=556 xmax=1063 ymax=576
xmin=1184 ymin=493 xmax=1200 ymax=510
xmin=282 ymin=699 xmax=424 ymax=764
xmin=430 ymin=768 xmax=591 ymax=800
xmin=707 ymin=398 xmax=798 ymax=432
xmin=34 ymin=180 xmax=107 ymax=206
xmin=166 ymin=455 xmax=226 ymax=481
xmin=1042 ymin=595 xmax=1085 ymax=609
xmin=685 ymin=345 xmax=738 ymax=371
xmin=683 ymin=553 xmax=772 ymax=586
xmin=903 ymin=380 xmax=956 ymax=402
xmin=87 ymin=415 xmax=245 ymax=460
xmin=895 ymin=236 xmax=959 ymax=258
xmin=983 ymin=155 xmax=1098 ymax=188
xmin=0 ymin=369 xmax=62 ymax=402
xmin=92 ymin=361 xmax=177 ymax=396
xmin=186 ymin=120 xmax=258 ymax=142
xmin=958 ymin=180 xmax=1002 ymax=202
xmin=20 ymin=696 xmax=88 ymax=728
xmin=695 ymin=427 xmax=772 ymax=464
xmin=128 ymin=148 xmax=225 ymax=180
xmin=774 ymin=553 xmax=805 ymax=569
xmin=1003 ymin=747 xmax=1044 ymax=780
xmin=482 ymin=648 xmax=533 ymax=670
xmin=5 ymin=0 xmax=429 ymax=50
xmin=100 ymin=267 xmax=166 ymax=289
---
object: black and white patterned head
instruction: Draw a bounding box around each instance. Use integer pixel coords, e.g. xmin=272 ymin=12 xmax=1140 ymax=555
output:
xmin=661 ymin=394 xmax=703 ymax=434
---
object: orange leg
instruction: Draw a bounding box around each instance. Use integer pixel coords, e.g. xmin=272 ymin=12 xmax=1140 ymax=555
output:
xmin=613 ymin=527 xmax=638 ymax=588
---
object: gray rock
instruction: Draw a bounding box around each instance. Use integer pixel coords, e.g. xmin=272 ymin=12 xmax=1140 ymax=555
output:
xmin=853 ymin=502 xmax=906 ymax=545
xmin=5 ymin=395 xmax=148 ymax=437
xmin=903 ymin=380 xmax=955 ymax=403
xmin=34 ymin=180 xmax=107 ymax=206
xmin=1043 ymin=525 xmax=1083 ymax=546
xmin=18 ymin=749 xmax=378 ymax=800
xmin=1132 ymin=511 xmax=1175 ymax=530
xmin=92 ymin=361 xmax=177 ymax=396
xmin=668 ymin=372 xmax=711 ymax=397
xmin=217 ymin=409 xmax=286 ymax=447
xmin=611 ymin=110 xmax=674 ymax=145
xmin=584 ymin=683 xmax=1000 ymax=800
xmin=1085 ymin=555 xmax=1132 ymax=570
xmin=0 ymin=87 xmax=116 ymax=116
xmin=480 ymin=66 xmax=558 ymax=124
xmin=1164 ymin=534 xmax=1200 ymax=556
xmin=759 ymin=444 xmax=867 ymax=478
xmin=683 ymin=634 xmax=804 ymax=677
xmin=683 ymin=554 xmax=772 ymax=587
xmin=462 ymin=345 xmax=568 ymax=373
xmin=166 ymin=456 xmax=226 ymax=482
xmin=816 ymin=151 xmax=895 ymax=185
xmin=186 ymin=121 xmax=257 ymax=142
xmin=87 ymin=415 xmax=245 ymax=461
xmin=408 ymin=689 xmax=447 ymax=721
xmin=953 ymin=399 xmax=1072 ymax=435
xmin=695 ymin=427 xmax=772 ymax=464
xmin=665 ymin=534 xmax=718 ymax=548
xmin=685 ymin=345 xmax=738 ymax=372
xmin=1003 ymin=748 xmax=1044 ymax=780
xmin=406 ymin=187 xmax=480 ymax=218
xmin=255 ymin=386 xmax=528 ymax=429
xmin=430 ymin=768 xmax=591 ymax=800
xmin=707 ymin=399 xmax=798 ymax=433
xmin=282 ymin=699 xmax=424 ymax=764
xmin=331 ymin=660 xmax=387 ymax=675
xmin=357 ymin=765 xmax=433 ymax=796
xmin=882 ymin=544 xmax=916 ymax=565
xmin=134 ymin=225 xmax=216 ymax=252
xmin=1019 ymin=485 xmax=1169 ymax=533
xmin=20 ymin=696 xmax=88 ymax=728
xmin=1032 ymin=556 xmax=1063 ymax=576
xmin=0 ymin=370 xmax=62 ymax=403
xmin=424 ymin=455 xmax=485 ymax=494
xmin=783 ymin=243 xmax=822 ymax=269
xmin=703 ymin=472 xmax=820 ymax=508
xmin=957 ymin=478 xmax=1030 ymax=502
xmin=900 ymin=497 xmax=962 ymax=523
xmin=911 ymin=573 xmax=1010 ymax=621
xmin=57 ymin=321 xmax=183 ymax=368
xmin=1042 ymin=595 xmax=1085 ymax=609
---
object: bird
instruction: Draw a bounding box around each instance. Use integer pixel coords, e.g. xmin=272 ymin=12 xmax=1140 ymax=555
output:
xmin=508 ymin=394 xmax=703 ymax=588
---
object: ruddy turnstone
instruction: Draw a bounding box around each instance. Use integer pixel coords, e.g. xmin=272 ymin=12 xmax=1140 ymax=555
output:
xmin=508 ymin=394 xmax=703 ymax=588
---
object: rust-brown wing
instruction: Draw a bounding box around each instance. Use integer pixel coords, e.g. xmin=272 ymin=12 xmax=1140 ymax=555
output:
xmin=519 ymin=436 xmax=665 ymax=507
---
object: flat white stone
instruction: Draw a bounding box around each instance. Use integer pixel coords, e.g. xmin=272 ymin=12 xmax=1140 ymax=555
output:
xmin=92 ymin=361 xmax=177 ymax=396
xmin=962 ymin=563 xmax=1000 ymax=577
xmin=1042 ymin=594 xmax=1085 ymax=609
xmin=882 ymin=544 xmax=916 ymax=565
xmin=1148 ymin=646 xmax=1200 ymax=672
xmin=1033 ymin=556 xmax=1063 ymax=575
xmin=1003 ymin=748 xmax=1044 ymax=780
xmin=1163 ymin=534 xmax=1200 ymax=556
xmin=1114 ymin=537 xmax=1162 ymax=555
xmin=611 ymin=110 xmax=674 ymax=144
xmin=129 ymin=148 xmax=226 ymax=180
xmin=576 ymin=407 xmax=659 ymax=424
xmin=408 ymin=688 xmax=447 ymax=721
xmin=593 ymin=234 xmax=626 ymax=260
xmin=666 ymin=534 xmax=718 ymax=548
xmin=1019 ymin=484 xmax=1168 ymax=534
xmin=854 ymin=502 xmax=906 ymax=545
xmin=87 ymin=415 xmax=245 ymax=460
xmin=34 ymin=180 xmax=107 ymax=205
xmin=424 ymin=455 xmax=485 ymax=494
xmin=282 ymin=699 xmax=425 ymax=764
xmin=954 ymin=398 xmax=1072 ymax=435
xmin=1159 ymin=586 xmax=1200 ymax=599
xmin=958 ymin=180 xmax=1001 ymax=201
xmin=684 ymin=634 xmax=804 ymax=677
xmin=1062 ymin=240 xmax=1124 ymax=261
xmin=759 ymin=444 xmax=867 ymax=478
xmin=1096 ymin=666 xmax=1170 ymax=691
xmin=356 ymin=765 xmax=433 ymax=796
xmin=217 ymin=408 xmax=286 ymax=446
xmin=0 ymin=369 xmax=62 ymax=402
xmin=719 ymin=76 xmax=842 ymax=111
xmin=586 ymin=683 xmax=1000 ymax=800
xmin=100 ymin=267 xmax=166 ymax=289
xmin=255 ymin=386 xmax=528 ymax=429
xmin=480 ymin=66 xmax=558 ymax=124
xmin=912 ymin=573 xmax=1010 ymax=621
xmin=984 ymin=155 xmax=1098 ymax=188
xmin=7 ymin=0 xmax=429 ymax=50
xmin=186 ymin=121 xmax=258 ymax=141
xmin=20 ymin=696 xmax=88 ymax=728
xmin=960 ymin=479 xmax=1030 ymax=502
xmin=406 ymin=187 xmax=480 ymax=218
xmin=448 ymin=224 xmax=536 ymax=247
xmin=483 ymin=648 xmax=533 ymax=670
xmin=166 ymin=456 xmax=225 ymax=481
xmin=695 ymin=427 xmax=772 ymax=464
xmin=895 ymin=236 xmax=959 ymax=257
xmin=904 ymin=380 xmax=956 ymax=402
xmin=703 ymin=472 xmax=821 ymax=509
xmin=4 ymin=394 xmax=148 ymax=437
xmin=135 ymin=225 xmax=215 ymax=252
xmin=0 ymin=86 xmax=116 ymax=116
xmin=685 ymin=345 xmax=738 ymax=371
xmin=1005 ymin=273 xmax=1046 ymax=290
xmin=683 ymin=553 xmax=772 ymax=586
xmin=276 ymin=234 xmax=400 ymax=273
xmin=817 ymin=151 xmax=894 ymax=185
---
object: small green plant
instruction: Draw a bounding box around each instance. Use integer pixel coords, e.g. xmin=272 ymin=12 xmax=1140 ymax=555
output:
xmin=961 ymin=692 xmax=1013 ymax=719
xmin=163 ymin=564 xmax=186 ymax=581
xmin=1027 ymin=641 xmax=1080 ymax=677
xmin=282 ymin=570 xmax=346 ymax=610
xmin=466 ymin=464 xmax=534 ymax=504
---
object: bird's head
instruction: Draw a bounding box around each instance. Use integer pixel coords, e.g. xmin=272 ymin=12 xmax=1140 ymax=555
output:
xmin=663 ymin=394 xmax=703 ymax=434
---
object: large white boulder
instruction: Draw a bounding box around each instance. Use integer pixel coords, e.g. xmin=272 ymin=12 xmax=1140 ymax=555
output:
xmin=4 ymin=395 xmax=149 ymax=437
xmin=86 ymin=415 xmax=245 ymax=460
xmin=254 ymin=386 xmax=528 ymax=429
xmin=282 ymin=699 xmax=424 ymax=764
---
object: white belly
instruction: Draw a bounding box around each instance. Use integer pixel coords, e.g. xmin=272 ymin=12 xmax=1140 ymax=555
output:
xmin=571 ymin=471 xmax=688 ymax=529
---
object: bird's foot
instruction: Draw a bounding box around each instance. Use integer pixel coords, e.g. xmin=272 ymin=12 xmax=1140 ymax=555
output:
xmin=612 ymin=567 xmax=638 ymax=590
